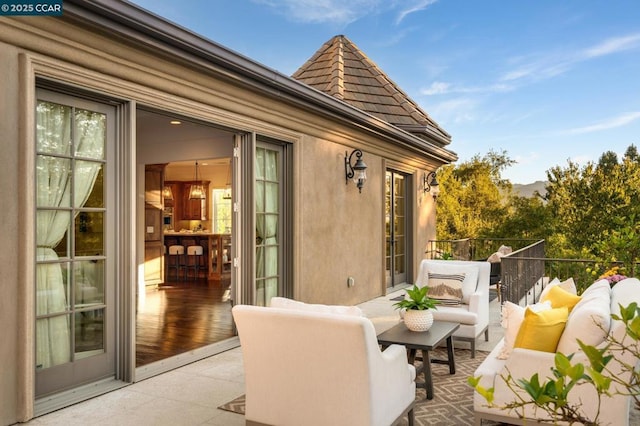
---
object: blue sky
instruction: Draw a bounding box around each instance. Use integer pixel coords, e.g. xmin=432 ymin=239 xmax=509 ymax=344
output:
xmin=130 ymin=0 xmax=640 ymax=184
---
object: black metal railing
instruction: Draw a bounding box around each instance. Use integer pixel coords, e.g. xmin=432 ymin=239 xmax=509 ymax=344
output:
xmin=427 ymin=238 xmax=640 ymax=306
xmin=500 ymin=240 xmax=546 ymax=305
xmin=426 ymin=238 xmax=539 ymax=261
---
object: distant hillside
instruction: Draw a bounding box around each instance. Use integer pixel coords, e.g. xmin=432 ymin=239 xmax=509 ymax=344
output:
xmin=512 ymin=181 xmax=547 ymax=198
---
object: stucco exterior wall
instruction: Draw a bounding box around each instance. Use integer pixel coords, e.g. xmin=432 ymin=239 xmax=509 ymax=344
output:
xmin=0 ymin=40 xmax=22 ymax=426
xmin=0 ymin=12 xmax=445 ymax=423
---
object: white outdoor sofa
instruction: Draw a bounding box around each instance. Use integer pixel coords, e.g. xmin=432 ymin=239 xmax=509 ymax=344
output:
xmin=473 ymin=277 xmax=640 ymax=425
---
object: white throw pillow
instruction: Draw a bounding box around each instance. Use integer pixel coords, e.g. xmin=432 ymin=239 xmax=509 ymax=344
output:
xmin=539 ymin=277 xmax=577 ymax=301
xmin=555 ymin=279 xmax=611 ymax=354
xmin=426 ymin=272 xmax=466 ymax=304
xmin=269 ymin=297 xmax=364 ymax=317
xmin=498 ymin=300 xmax=552 ymax=360
xmin=556 ymin=296 xmax=611 ymax=354
xmin=425 ymin=263 xmax=479 ymax=304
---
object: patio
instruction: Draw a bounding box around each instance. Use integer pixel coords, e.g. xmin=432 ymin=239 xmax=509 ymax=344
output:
xmin=25 ymin=288 xmax=504 ymax=425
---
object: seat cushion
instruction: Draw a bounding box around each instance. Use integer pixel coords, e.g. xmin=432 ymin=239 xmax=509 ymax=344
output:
xmin=430 ymin=304 xmax=477 ymax=325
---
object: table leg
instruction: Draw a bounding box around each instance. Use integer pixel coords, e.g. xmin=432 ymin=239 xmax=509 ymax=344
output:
xmin=446 ymin=336 xmax=456 ymax=374
xmin=422 ymin=349 xmax=433 ymax=400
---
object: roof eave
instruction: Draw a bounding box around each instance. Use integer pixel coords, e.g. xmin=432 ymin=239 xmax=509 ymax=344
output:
xmin=62 ymin=0 xmax=457 ymax=164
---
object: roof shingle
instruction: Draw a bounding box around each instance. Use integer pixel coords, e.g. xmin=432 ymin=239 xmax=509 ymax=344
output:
xmin=292 ymin=35 xmax=451 ymax=146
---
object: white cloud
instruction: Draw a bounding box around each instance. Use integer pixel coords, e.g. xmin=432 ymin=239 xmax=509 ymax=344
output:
xmin=428 ymin=97 xmax=478 ymax=124
xmin=253 ymin=0 xmax=381 ymax=25
xmin=421 ymin=81 xmax=513 ymax=96
xmin=498 ymin=32 xmax=640 ymax=86
xmin=563 ymin=111 xmax=640 ymax=135
xmin=395 ymin=0 xmax=438 ymax=24
xmin=583 ymin=33 xmax=640 ymax=58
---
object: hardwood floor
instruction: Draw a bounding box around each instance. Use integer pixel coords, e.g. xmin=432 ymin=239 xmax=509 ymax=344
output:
xmin=136 ymin=278 xmax=234 ymax=366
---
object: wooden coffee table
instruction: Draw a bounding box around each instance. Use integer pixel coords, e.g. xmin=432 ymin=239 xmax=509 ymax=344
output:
xmin=377 ymin=320 xmax=460 ymax=400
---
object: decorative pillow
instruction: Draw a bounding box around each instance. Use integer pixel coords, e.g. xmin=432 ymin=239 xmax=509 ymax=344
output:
xmin=269 ymin=297 xmax=364 ymax=317
xmin=425 ymin=263 xmax=479 ymax=304
xmin=540 ymin=285 xmax=582 ymax=312
xmin=581 ymin=279 xmax=610 ymax=297
xmin=556 ymin=296 xmax=611 ymax=354
xmin=539 ymin=277 xmax=577 ymax=301
xmin=497 ymin=301 xmax=551 ymax=360
xmin=514 ymin=307 xmax=569 ymax=353
xmin=427 ymin=272 xmax=465 ymax=304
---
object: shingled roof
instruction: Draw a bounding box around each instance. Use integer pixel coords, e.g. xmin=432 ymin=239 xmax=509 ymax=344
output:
xmin=292 ymin=35 xmax=451 ymax=146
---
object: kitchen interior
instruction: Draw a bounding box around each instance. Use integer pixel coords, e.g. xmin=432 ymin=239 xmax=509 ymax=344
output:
xmin=137 ymin=109 xmax=236 ymax=367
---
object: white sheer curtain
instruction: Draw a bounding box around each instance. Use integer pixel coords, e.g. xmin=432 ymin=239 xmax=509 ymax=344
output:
xmin=255 ymin=148 xmax=279 ymax=306
xmin=36 ymin=102 xmax=104 ymax=369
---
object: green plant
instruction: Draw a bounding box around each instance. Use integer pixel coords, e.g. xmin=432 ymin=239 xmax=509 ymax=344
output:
xmin=437 ymin=251 xmax=455 ymax=260
xmin=393 ymin=285 xmax=439 ymax=311
xmin=469 ymin=302 xmax=640 ymax=425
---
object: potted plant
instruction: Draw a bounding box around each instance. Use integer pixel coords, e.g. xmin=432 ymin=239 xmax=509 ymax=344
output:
xmin=393 ymin=284 xmax=439 ymax=331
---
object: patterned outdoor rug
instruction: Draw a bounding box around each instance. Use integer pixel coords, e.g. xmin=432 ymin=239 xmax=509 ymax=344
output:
xmin=219 ymin=348 xmax=490 ymax=425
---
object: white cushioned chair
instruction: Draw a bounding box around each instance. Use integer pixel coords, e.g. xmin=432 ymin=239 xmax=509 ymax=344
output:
xmin=415 ymin=259 xmax=491 ymax=357
xmin=232 ymin=299 xmax=416 ymax=426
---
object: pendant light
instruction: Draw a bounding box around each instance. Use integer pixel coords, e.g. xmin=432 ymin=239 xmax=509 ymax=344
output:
xmin=162 ymin=185 xmax=174 ymax=200
xmin=223 ymin=159 xmax=232 ymax=200
xmin=189 ymin=161 xmax=206 ymax=200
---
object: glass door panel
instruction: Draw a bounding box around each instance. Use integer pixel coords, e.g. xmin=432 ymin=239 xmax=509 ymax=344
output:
xmin=385 ymin=170 xmax=408 ymax=288
xmin=35 ymin=90 xmax=115 ymax=397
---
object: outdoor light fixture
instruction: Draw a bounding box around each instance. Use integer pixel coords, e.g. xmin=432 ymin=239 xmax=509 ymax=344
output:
xmin=189 ymin=161 xmax=206 ymax=200
xmin=345 ymin=149 xmax=367 ymax=193
xmin=424 ymin=171 xmax=440 ymax=201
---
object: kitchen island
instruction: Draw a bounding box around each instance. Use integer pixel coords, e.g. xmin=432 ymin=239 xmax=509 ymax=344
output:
xmin=163 ymin=232 xmax=231 ymax=280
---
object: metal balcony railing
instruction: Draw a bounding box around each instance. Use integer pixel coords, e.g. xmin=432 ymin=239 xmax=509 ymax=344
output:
xmin=427 ymin=238 xmax=640 ymax=306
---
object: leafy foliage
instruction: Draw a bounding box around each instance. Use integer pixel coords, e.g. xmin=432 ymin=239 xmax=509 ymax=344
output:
xmin=393 ymin=284 xmax=439 ymax=311
xmin=436 ymin=144 xmax=640 ymax=275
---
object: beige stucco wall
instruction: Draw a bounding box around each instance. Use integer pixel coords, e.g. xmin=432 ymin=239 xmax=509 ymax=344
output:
xmin=0 ymin=13 xmax=445 ymax=423
xmin=0 ymin=40 xmax=22 ymax=425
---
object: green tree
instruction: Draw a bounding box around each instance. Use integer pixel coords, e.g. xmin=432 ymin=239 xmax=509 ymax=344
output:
xmin=436 ymin=150 xmax=514 ymax=240
xmin=545 ymin=146 xmax=640 ymax=270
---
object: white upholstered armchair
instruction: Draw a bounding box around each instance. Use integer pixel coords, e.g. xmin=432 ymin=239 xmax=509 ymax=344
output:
xmin=415 ymin=259 xmax=491 ymax=357
xmin=232 ymin=300 xmax=416 ymax=426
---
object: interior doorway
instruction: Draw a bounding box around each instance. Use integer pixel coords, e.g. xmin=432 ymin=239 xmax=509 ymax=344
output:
xmin=136 ymin=109 xmax=237 ymax=367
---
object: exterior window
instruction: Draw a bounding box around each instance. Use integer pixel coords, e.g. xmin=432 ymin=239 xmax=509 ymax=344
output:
xmin=212 ymin=189 xmax=232 ymax=234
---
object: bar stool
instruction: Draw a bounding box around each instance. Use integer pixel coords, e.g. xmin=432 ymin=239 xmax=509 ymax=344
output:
xmin=167 ymin=245 xmax=185 ymax=280
xmin=186 ymin=245 xmax=205 ymax=280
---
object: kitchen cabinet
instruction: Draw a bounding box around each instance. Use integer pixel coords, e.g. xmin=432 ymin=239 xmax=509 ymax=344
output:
xmin=164 ymin=180 xmax=209 ymax=221
xmin=182 ymin=181 xmax=209 ymax=220
xmin=144 ymin=164 xmax=166 ymax=286
xmin=209 ymin=234 xmax=231 ymax=280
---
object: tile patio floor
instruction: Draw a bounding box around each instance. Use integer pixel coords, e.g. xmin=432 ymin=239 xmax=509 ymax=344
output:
xmin=24 ymin=288 xmax=504 ymax=426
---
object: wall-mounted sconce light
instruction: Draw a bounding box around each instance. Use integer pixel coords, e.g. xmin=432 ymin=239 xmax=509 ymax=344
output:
xmin=345 ymin=149 xmax=367 ymax=193
xmin=189 ymin=161 xmax=206 ymax=200
xmin=424 ymin=171 xmax=440 ymax=201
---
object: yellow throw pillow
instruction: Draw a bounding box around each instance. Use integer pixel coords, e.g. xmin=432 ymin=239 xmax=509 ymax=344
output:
xmin=514 ymin=306 xmax=569 ymax=352
xmin=541 ymin=285 xmax=582 ymax=312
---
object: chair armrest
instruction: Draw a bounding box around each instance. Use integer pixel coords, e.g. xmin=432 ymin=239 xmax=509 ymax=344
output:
xmin=468 ymin=290 xmax=489 ymax=328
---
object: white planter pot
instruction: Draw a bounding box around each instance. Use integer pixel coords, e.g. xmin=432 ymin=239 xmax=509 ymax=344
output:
xmin=403 ymin=309 xmax=434 ymax=332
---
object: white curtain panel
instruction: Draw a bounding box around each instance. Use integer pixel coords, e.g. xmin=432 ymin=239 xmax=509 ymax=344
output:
xmin=35 ymin=102 xmax=104 ymax=369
